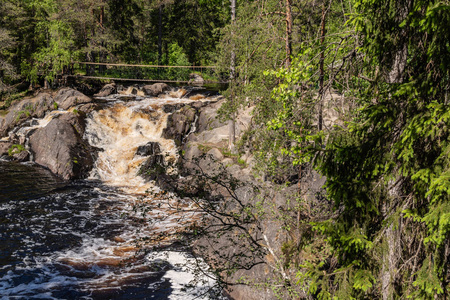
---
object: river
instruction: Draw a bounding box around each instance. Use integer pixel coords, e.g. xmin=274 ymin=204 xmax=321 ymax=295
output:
xmin=0 ymin=93 xmax=225 ymax=299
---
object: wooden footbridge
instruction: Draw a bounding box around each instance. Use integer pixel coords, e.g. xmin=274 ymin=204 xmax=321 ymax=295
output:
xmin=67 ymin=62 xmax=227 ymax=85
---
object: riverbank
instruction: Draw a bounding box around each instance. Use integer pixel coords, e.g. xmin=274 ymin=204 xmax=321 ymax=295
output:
xmin=0 ymin=83 xmax=327 ymax=299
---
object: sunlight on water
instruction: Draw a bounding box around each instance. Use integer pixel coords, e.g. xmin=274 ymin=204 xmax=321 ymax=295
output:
xmin=0 ymin=93 xmax=225 ymax=299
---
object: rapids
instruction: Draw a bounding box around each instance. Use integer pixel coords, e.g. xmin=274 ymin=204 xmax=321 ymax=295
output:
xmin=84 ymin=99 xmax=177 ymax=194
xmin=0 ymin=92 xmax=225 ymax=299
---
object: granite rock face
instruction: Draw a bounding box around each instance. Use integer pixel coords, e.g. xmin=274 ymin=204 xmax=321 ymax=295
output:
xmin=159 ymin=98 xmax=322 ymax=300
xmin=93 ymin=83 xmax=117 ymax=97
xmin=0 ymin=88 xmax=93 ymax=139
xmin=136 ymin=142 xmax=166 ymax=182
xmin=189 ymin=73 xmax=205 ymax=84
xmin=162 ymin=106 xmax=197 ymax=146
xmin=0 ymin=141 xmax=13 ymax=159
xmin=29 ymin=113 xmax=94 ymax=180
xmin=136 ymin=142 xmax=161 ymax=157
xmin=54 ymin=88 xmax=92 ymax=110
xmin=0 ymin=93 xmax=54 ymax=137
xmin=0 ymin=88 xmax=98 ymax=172
xmin=143 ymin=83 xmax=170 ymax=97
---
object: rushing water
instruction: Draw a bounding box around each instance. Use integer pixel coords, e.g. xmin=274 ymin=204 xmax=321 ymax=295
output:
xmin=0 ymin=94 xmax=225 ymax=299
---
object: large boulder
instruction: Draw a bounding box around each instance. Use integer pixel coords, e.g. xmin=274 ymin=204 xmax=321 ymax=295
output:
xmin=10 ymin=146 xmax=29 ymax=162
xmin=93 ymin=83 xmax=117 ymax=97
xmin=136 ymin=142 xmax=166 ymax=181
xmin=187 ymin=100 xmax=253 ymax=145
xmin=54 ymin=88 xmax=92 ymax=110
xmin=162 ymin=106 xmax=197 ymax=146
xmin=29 ymin=112 xmax=94 ymax=180
xmin=0 ymin=93 xmax=54 ymax=137
xmin=0 ymin=141 xmax=12 ymax=159
xmin=196 ymin=100 xmax=227 ymax=132
xmin=136 ymin=142 xmax=161 ymax=157
xmin=143 ymin=83 xmax=170 ymax=97
xmin=189 ymin=73 xmax=205 ymax=84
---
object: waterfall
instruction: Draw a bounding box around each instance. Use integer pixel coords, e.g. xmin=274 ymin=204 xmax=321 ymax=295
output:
xmin=84 ymin=99 xmax=178 ymax=195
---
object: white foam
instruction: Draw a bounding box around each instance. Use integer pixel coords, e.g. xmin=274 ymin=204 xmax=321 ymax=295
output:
xmin=148 ymin=251 xmax=226 ymax=300
xmin=84 ymin=102 xmax=177 ymax=194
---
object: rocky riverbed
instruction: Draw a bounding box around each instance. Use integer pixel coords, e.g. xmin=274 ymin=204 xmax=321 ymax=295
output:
xmin=0 ymin=83 xmax=326 ymax=300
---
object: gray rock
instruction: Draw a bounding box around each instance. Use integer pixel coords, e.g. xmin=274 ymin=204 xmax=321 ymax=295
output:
xmin=0 ymin=93 xmax=54 ymax=137
xmin=136 ymin=142 xmax=161 ymax=157
xmin=0 ymin=141 xmax=12 ymax=157
xmin=207 ymin=148 xmax=224 ymax=161
xmin=94 ymin=83 xmax=116 ymax=97
xmin=183 ymin=144 xmax=202 ymax=162
xmin=78 ymin=103 xmax=99 ymax=114
xmin=143 ymin=83 xmax=170 ymax=97
xmin=189 ymin=73 xmax=205 ymax=84
xmin=190 ymin=101 xmax=206 ymax=110
xmin=194 ymin=125 xmax=230 ymax=145
xmin=162 ymin=103 xmax=186 ymax=113
xmin=0 ymin=143 xmax=29 ymax=162
xmin=221 ymin=158 xmax=234 ymax=166
xmin=116 ymin=95 xmax=137 ymax=102
xmin=162 ymin=106 xmax=197 ymax=146
xmin=137 ymin=142 xmax=166 ymax=182
xmin=174 ymin=98 xmax=307 ymax=300
xmin=197 ymin=100 xmax=227 ymax=132
xmin=29 ymin=113 xmax=94 ymax=180
xmin=12 ymin=149 xmax=29 ymax=162
xmin=55 ymin=88 xmax=92 ymax=110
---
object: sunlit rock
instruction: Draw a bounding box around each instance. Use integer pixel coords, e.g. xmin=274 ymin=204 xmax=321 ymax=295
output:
xmin=143 ymin=83 xmax=170 ymax=97
xmin=0 ymin=92 xmax=53 ymax=137
xmin=94 ymin=83 xmax=116 ymax=97
xmin=54 ymin=87 xmax=92 ymax=110
xmin=29 ymin=113 xmax=94 ymax=180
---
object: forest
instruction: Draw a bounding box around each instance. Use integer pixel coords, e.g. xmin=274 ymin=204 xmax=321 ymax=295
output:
xmin=2 ymin=0 xmax=450 ymax=299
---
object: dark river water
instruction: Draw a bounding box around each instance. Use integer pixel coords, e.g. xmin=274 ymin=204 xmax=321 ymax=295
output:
xmin=0 ymin=161 xmax=222 ymax=300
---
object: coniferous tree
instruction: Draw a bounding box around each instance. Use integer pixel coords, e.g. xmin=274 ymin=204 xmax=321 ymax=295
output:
xmin=300 ymin=0 xmax=450 ymax=298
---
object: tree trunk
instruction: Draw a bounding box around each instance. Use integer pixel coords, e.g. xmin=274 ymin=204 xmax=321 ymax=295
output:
xmin=229 ymin=0 xmax=236 ymax=150
xmin=381 ymin=4 xmax=410 ymax=298
xmin=230 ymin=0 xmax=236 ymax=80
xmin=285 ymin=0 xmax=292 ymax=68
xmin=158 ymin=3 xmax=163 ymax=66
xmin=381 ymin=223 xmax=401 ymax=300
xmin=381 ymin=181 xmax=403 ymax=300
xmin=318 ymin=3 xmax=326 ymax=132
xmin=86 ymin=52 xmax=94 ymax=76
xmin=100 ymin=5 xmax=104 ymax=29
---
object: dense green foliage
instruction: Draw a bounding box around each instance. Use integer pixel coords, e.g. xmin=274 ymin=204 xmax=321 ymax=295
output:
xmin=0 ymin=0 xmax=228 ymax=90
xmin=219 ymin=0 xmax=450 ymax=298
xmin=264 ymin=0 xmax=450 ymax=299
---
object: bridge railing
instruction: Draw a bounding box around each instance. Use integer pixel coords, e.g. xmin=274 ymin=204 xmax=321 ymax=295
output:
xmin=71 ymin=62 xmax=224 ymax=84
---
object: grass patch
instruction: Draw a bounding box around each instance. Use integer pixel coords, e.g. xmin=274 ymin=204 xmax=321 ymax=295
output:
xmin=198 ymin=144 xmax=212 ymax=153
xmin=8 ymin=144 xmax=25 ymax=156
xmin=1 ymin=90 xmax=30 ymax=109
xmin=219 ymin=147 xmax=239 ymax=159
xmin=237 ymin=157 xmax=247 ymax=167
xmin=15 ymin=104 xmax=34 ymax=121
